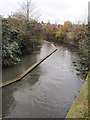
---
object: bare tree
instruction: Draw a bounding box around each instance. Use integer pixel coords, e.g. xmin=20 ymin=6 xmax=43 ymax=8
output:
xmin=19 ymin=0 xmax=40 ymax=21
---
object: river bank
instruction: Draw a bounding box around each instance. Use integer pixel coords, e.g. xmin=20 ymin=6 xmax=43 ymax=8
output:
xmin=65 ymin=73 xmax=89 ymax=119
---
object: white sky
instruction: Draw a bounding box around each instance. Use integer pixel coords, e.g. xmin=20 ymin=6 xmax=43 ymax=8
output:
xmin=0 ymin=0 xmax=89 ymax=24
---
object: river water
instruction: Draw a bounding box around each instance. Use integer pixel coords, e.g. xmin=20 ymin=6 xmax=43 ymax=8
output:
xmin=2 ymin=41 xmax=83 ymax=118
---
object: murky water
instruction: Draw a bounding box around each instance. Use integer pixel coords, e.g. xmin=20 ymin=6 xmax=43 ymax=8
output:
xmin=2 ymin=41 xmax=83 ymax=118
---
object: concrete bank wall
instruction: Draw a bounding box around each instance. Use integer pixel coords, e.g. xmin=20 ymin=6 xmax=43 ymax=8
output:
xmin=0 ymin=47 xmax=57 ymax=88
xmin=65 ymin=74 xmax=89 ymax=119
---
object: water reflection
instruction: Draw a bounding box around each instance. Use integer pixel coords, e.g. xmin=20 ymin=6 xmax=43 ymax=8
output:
xmin=2 ymin=65 xmax=41 ymax=117
xmin=2 ymin=46 xmax=42 ymax=82
xmin=2 ymin=41 xmax=55 ymax=117
xmin=2 ymin=87 xmax=16 ymax=117
xmin=2 ymin=41 xmax=54 ymax=82
xmin=2 ymin=41 xmax=83 ymax=118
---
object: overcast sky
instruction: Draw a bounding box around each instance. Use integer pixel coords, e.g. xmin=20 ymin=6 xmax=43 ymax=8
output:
xmin=0 ymin=0 xmax=89 ymax=24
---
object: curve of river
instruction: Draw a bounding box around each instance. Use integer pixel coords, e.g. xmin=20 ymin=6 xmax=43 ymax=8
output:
xmin=2 ymin=41 xmax=83 ymax=118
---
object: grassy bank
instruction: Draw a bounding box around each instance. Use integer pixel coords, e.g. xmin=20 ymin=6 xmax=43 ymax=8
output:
xmin=65 ymin=73 xmax=89 ymax=119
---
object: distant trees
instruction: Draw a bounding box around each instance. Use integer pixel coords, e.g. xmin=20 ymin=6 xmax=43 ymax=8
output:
xmin=42 ymin=21 xmax=89 ymax=77
xmin=41 ymin=21 xmax=86 ymax=47
xmin=55 ymin=21 xmax=86 ymax=46
xmin=42 ymin=22 xmax=57 ymax=41
xmin=55 ymin=25 xmax=65 ymax=42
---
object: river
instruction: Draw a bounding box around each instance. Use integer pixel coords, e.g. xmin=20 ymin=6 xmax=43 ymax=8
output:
xmin=2 ymin=41 xmax=83 ymax=118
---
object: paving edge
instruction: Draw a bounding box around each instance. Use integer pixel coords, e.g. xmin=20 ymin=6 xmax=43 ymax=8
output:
xmin=0 ymin=48 xmax=57 ymax=88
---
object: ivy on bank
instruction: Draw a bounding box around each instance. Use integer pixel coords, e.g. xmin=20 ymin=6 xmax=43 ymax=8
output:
xmin=2 ymin=18 xmax=42 ymax=66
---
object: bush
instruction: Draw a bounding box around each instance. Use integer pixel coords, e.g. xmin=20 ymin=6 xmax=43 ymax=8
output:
xmin=2 ymin=18 xmax=21 ymax=66
xmin=79 ymin=27 xmax=89 ymax=77
xmin=2 ymin=17 xmax=42 ymax=66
